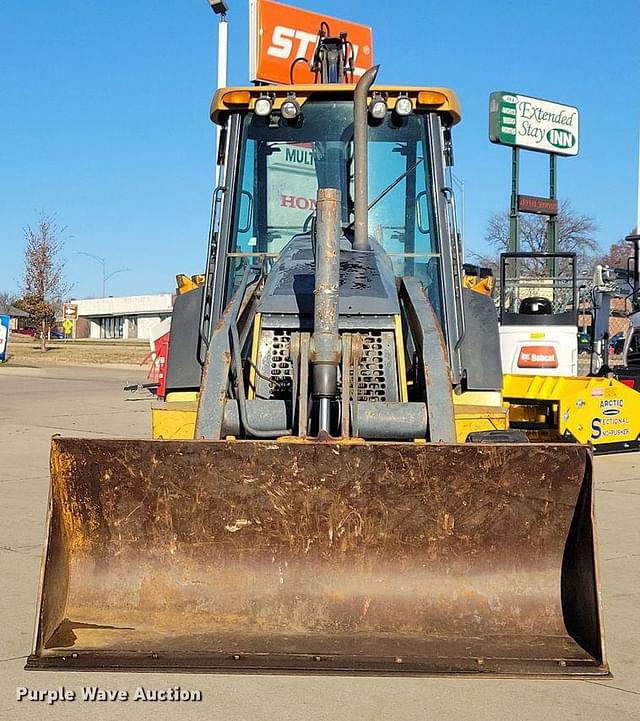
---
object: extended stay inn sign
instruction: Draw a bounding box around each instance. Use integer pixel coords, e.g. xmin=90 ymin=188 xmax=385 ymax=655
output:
xmin=489 ymin=91 xmax=579 ymax=156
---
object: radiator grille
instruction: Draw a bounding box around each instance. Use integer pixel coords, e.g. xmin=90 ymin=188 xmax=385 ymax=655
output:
xmin=256 ymin=329 xmax=293 ymax=400
xmin=354 ymin=332 xmax=388 ymax=402
xmin=256 ymin=329 xmax=397 ymax=402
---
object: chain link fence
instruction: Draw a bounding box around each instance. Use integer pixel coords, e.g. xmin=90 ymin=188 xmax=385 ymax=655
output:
xmin=577 ymin=278 xmax=632 ymax=374
xmin=499 ymin=256 xmax=577 ymax=316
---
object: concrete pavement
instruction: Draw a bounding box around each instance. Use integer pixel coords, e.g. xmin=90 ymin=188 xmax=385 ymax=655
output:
xmin=0 ymin=365 xmax=638 ymax=720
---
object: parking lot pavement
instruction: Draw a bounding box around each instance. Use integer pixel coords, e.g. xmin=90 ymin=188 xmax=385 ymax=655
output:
xmin=1 ymin=365 xmax=639 ymax=721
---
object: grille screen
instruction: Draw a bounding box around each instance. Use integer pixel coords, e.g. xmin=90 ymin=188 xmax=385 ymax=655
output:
xmin=255 ymin=330 xmax=293 ymax=400
xmin=354 ymin=332 xmax=388 ymax=402
xmin=256 ymin=329 xmax=396 ymax=402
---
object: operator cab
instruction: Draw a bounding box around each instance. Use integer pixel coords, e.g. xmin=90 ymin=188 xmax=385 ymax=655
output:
xmin=208 ymin=85 xmax=463 ymax=334
xmin=166 ymin=83 xmax=502 ymax=400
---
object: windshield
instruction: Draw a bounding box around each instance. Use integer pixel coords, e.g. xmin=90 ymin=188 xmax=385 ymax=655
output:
xmin=226 ymin=100 xmax=442 ymax=308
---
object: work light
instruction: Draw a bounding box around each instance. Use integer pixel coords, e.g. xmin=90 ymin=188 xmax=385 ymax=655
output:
xmin=368 ymin=93 xmax=387 ymax=120
xmin=395 ymin=95 xmax=413 ymax=116
xmin=281 ymin=94 xmax=301 ymax=120
xmin=255 ymin=95 xmax=273 ymax=117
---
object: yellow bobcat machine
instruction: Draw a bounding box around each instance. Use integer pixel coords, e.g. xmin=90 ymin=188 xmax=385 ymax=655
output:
xmin=28 ymin=55 xmax=608 ymax=675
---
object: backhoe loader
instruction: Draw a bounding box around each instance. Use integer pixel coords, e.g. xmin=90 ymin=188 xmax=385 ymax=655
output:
xmin=28 ymin=64 xmax=608 ymax=675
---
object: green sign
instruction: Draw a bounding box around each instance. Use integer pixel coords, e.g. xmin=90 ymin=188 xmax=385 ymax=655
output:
xmin=489 ymin=91 xmax=579 ymax=156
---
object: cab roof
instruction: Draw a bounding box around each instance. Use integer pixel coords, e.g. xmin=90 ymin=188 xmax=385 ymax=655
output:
xmin=211 ymin=84 xmax=461 ymax=126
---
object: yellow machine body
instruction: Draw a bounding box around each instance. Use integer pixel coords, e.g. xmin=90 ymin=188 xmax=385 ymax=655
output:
xmin=504 ymin=373 xmax=640 ymax=451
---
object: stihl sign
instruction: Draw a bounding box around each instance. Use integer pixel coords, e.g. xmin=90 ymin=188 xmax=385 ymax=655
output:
xmin=517 ymin=345 xmax=559 ymax=369
xmin=249 ymin=0 xmax=373 ymax=84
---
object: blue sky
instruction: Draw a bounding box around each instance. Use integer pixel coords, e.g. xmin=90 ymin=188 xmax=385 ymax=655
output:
xmin=1 ymin=0 xmax=639 ymax=299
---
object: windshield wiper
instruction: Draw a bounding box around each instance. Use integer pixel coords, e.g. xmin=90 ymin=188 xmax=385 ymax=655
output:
xmin=345 ymin=157 xmax=424 ymax=230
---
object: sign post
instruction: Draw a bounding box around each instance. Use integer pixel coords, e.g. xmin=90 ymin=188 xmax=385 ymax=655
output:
xmin=0 ymin=314 xmax=9 ymax=363
xmin=489 ymin=91 xmax=579 ymax=255
xmin=509 ymin=147 xmax=519 ymax=252
xmin=63 ymin=303 xmax=78 ymax=341
xmin=548 ymin=153 xmax=558 ymax=277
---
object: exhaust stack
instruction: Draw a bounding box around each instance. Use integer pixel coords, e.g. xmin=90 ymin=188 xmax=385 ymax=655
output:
xmin=310 ymin=188 xmax=342 ymax=433
xmin=353 ymin=65 xmax=379 ymax=251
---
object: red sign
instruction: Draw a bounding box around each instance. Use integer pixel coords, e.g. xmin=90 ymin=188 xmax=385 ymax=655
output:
xmin=517 ymin=345 xmax=559 ymax=369
xmin=518 ymin=195 xmax=559 ymax=216
xmin=250 ymin=0 xmax=373 ymax=84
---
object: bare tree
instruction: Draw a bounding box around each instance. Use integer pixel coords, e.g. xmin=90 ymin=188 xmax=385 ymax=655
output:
xmin=21 ymin=213 xmax=70 ymax=351
xmin=0 ymin=290 xmax=18 ymax=313
xmin=594 ymin=233 xmax=635 ymax=269
xmin=476 ymin=199 xmax=599 ymax=275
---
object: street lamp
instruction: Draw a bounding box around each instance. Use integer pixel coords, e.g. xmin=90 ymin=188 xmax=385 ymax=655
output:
xmin=207 ymin=0 xmax=228 ymax=14
xmin=75 ymin=252 xmax=131 ymax=297
xmin=206 ymin=0 xmax=229 ymax=171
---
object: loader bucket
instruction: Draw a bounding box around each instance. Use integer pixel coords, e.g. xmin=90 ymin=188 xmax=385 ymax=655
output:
xmin=27 ymin=437 xmax=608 ymax=676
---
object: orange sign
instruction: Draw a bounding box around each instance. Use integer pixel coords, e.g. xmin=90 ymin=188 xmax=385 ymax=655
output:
xmin=517 ymin=345 xmax=559 ymax=369
xmin=250 ymin=0 xmax=373 ymax=84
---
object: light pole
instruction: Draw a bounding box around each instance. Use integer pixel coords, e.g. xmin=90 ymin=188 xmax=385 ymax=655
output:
xmin=75 ymin=251 xmax=131 ymax=297
xmin=207 ymin=1 xmax=229 ymax=167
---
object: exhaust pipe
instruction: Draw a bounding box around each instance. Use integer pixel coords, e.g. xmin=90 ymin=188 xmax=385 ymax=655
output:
xmin=353 ymin=65 xmax=379 ymax=251
xmin=311 ymin=187 xmax=342 ymax=433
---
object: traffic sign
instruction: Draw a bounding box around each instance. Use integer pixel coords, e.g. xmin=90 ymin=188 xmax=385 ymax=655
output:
xmin=63 ymin=303 xmax=78 ymax=320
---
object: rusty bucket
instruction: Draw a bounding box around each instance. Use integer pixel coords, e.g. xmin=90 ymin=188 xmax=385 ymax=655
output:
xmin=27 ymin=437 xmax=608 ymax=675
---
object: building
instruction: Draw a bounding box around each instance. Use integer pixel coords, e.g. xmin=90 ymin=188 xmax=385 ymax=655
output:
xmin=1 ymin=305 xmax=30 ymax=331
xmin=73 ymin=293 xmax=174 ymax=340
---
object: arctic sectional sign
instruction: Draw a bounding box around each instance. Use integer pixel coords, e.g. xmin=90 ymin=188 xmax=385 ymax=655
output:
xmin=489 ymin=92 xmax=579 ymax=156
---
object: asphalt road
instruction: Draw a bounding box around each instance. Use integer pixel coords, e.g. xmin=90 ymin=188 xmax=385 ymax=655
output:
xmin=0 ymin=365 xmax=638 ymax=721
